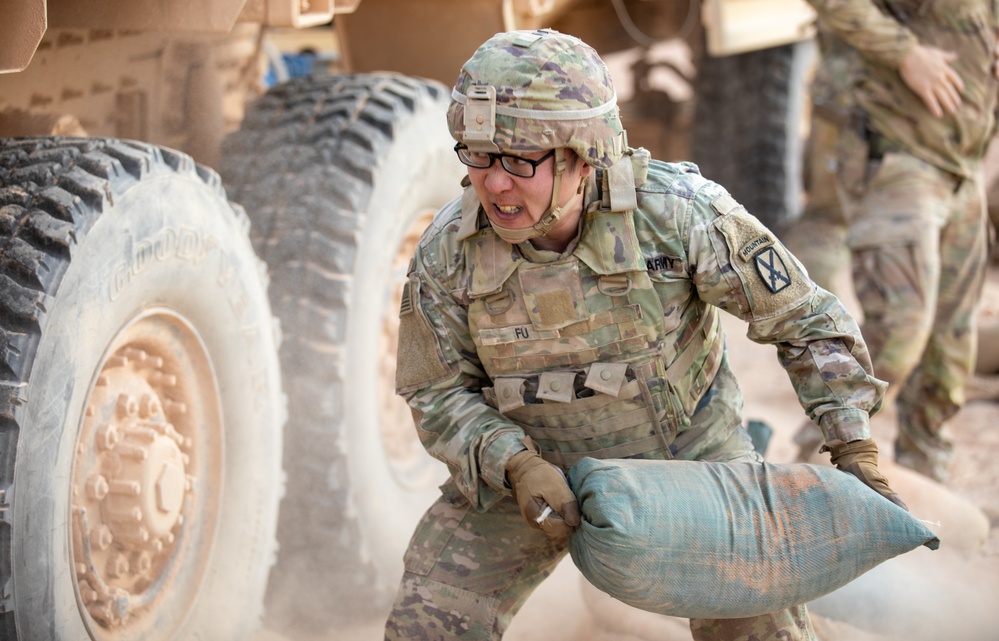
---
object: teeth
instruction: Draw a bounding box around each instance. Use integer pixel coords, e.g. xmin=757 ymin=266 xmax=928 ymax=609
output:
xmin=497 ymin=206 xmax=519 ymax=214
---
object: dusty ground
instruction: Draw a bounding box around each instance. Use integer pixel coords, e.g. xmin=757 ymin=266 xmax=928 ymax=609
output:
xmin=257 ymin=265 xmax=999 ymax=641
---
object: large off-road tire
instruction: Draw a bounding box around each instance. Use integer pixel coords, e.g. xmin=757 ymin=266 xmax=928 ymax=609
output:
xmin=220 ymin=73 xmax=463 ymax=631
xmin=691 ymin=40 xmax=815 ymax=232
xmin=0 ymin=137 xmax=284 ymax=641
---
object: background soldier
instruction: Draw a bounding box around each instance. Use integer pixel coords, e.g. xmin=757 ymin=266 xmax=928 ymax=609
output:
xmin=782 ymin=25 xmax=859 ymax=294
xmin=802 ymin=0 xmax=999 ymax=481
xmin=388 ymin=29 xmax=903 ymax=641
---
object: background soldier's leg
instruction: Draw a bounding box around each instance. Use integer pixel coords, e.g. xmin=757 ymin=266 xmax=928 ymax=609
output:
xmin=385 ymin=482 xmax=568 ymax=641
xmin=895 ymin=172 xmax=989 ymax=480
xmin=690 ymin=603 xmax=815 ymax=641
xmin=846 ymin=154 xmax=952 ymax=438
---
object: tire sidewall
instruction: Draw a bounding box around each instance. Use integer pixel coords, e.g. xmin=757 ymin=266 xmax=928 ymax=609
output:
xmin=12 ymin=170 xmax=282 ymax=639
xmin=345 ymin=101 xmax=459 ymax=588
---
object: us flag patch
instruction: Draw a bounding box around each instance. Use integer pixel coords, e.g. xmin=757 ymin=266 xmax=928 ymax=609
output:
xmin=754 ymin=247 xmax=791 ymax=293
xmin=400 ymin=282 xmax=414 ymax=315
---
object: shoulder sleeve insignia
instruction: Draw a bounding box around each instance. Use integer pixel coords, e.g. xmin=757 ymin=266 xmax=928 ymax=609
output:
xmin=753 ymin=247 xmax=792 ymax=293
xmin=738 ymin=233 xmax=775 ymax=261
xmin=716 ymin=208 xmax=812 ymax=319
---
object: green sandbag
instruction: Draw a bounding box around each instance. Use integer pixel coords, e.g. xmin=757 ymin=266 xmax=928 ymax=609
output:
xmin=567 ymin=457 xmax=939 ymax=619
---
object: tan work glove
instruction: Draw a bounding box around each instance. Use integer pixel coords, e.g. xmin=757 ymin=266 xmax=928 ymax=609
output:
xmin=505 ymin=444 xmax=580 ymax=539
xmin=824 ymin=438 xmax=908 ymax=511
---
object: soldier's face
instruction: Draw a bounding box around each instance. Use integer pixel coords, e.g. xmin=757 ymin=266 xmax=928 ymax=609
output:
xmin=467 ymin=149 xmax=592 ymax=243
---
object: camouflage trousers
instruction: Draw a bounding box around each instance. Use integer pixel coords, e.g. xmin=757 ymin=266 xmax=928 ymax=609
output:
xmin=384 ymin=427 xmax=817 ymax=641
xmin=843 ymin=149 xmax=988 ymax=480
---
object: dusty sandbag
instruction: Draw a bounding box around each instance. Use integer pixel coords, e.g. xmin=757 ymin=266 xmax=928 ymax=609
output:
xmin=803 ymin=448 xmax=989 ymax=555
xmin=567 ymin=457 xmax=940 ymax=620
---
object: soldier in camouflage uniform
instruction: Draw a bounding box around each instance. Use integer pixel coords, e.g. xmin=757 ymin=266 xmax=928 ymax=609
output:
xmin=387 ymin=29 xmax=904 ymax=641
xmin=782 ymin=26 xmax=858 ymax=293
xmin=802 ymin=0 xmax=999 ymax=481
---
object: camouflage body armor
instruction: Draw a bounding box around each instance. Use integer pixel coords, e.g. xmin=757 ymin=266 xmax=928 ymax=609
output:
xmin=463 ymin=160 xmax=723 ymax=468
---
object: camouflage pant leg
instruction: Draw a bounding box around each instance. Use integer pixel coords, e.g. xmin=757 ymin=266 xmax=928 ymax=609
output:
xmin=384 ymin=482 xmax=568 ymax=641
xmin=689 ymin=604 xmax=815 ymax=641
xmin=844 ymin=151 xmax=988 ymax=475
xmin=894 ymin=165 xmax=988 ymax=478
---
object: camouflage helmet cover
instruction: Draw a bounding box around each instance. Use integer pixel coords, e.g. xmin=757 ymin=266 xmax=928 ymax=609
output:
xmin=448 ymin=29 xmax=627 ymax=170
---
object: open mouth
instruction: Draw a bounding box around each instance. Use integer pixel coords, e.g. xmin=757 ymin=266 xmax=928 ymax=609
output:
xmin=492 ymin=204 xmax=524 ymax=222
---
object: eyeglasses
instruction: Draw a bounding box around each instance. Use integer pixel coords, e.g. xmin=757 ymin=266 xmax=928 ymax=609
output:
xmin=454 ymin=143 xmax=555 ymax=178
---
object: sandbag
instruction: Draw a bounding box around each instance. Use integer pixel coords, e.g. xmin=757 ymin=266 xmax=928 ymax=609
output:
xmin=567 ymin=457 xmax=940 ymax=620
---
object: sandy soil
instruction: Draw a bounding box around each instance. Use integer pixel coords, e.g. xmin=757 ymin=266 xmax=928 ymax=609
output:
xmin=257 ymin=265 xmax=999 ymax=641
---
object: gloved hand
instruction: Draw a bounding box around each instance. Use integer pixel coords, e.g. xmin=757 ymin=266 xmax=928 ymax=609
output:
xmin=824 ymin=438 xmax=909 ymax=511
xmin=505 ymin=445 xmax=580 ymax=539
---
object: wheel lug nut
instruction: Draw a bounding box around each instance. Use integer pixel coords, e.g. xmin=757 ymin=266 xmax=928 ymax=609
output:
xmin=86 ymin=474 xmax=109 ymax=501
xmin=117 ymin=442 xmax=148 ymax=461
xmin=133 ymin=550 xmax=153 ymax=574
xmin=96 ymin=423 xmax=120 ymax=450
xmin=139 ymin=394 xmax=161 ymax=418
xmin=124 ymin=348 xmax=149 ymax=364
xmin=117 ymin=394 xmax=138 ymax=418
xmin=106 ymin=552 xmax=129 ymax=578
xmin=80 ymin=584 xmax=99 ymax=604
xmin=163 ymin=399 xmax=187 ymax=414
xmin=109 ymin=479 xmax=141 ymax=496
xmin=150 ymin=372 xmax=177 ymax=387
xmin=92 ymin=524 xmax=114 ymax=551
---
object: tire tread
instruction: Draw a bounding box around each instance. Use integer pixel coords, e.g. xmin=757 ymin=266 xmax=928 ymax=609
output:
xmin=0 ymin=136 xmax=243 ymax=638
xmin=220 ymin=72 xmax=450 ymax=630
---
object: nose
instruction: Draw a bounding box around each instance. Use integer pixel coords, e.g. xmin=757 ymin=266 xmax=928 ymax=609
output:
xmin=482 ymin=162 xmax=514 ymax=193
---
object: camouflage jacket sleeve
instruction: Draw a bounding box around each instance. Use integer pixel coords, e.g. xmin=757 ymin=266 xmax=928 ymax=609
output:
xmin=394 ymin=200 xmax=526 ymax=512
xmin=804 ymin=0 xmax=918 ymax=69
xmin=673 ymin=171 xmax=887 ymax=444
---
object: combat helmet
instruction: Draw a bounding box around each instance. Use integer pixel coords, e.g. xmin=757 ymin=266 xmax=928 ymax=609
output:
xmin=448 ymin=29 xmax=628 ymax=242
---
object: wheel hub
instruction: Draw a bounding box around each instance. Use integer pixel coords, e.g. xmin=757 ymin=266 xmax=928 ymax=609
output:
xmin=70 ymin=312 xmax=222 ymax=637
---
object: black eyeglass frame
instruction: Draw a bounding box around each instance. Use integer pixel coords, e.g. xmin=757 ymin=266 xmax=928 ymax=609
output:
xmin=453 ymin=143 xmax=556 ymax=178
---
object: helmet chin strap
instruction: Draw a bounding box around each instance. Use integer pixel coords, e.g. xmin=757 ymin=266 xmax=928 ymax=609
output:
xmin=488 ymin=149 xmax=588 ymax=243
